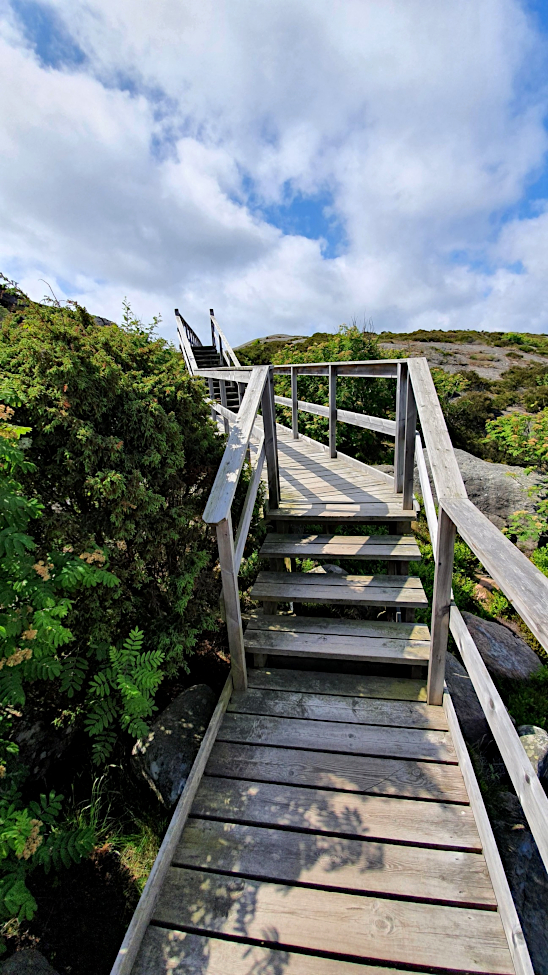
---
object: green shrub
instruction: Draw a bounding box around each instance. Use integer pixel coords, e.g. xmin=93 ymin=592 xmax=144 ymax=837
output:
xmin=273 ymin=324 xmax=396 ymax=464
xmin=0 ymin=286 xmax=224 ymax=683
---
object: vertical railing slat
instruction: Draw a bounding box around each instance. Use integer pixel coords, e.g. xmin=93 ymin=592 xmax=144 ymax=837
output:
xmin=394 ymin=361 xmax=407 ymax=494
xmin=219 ymin=379 xmax=230 ymax=435
xmin=291 ymin=365 xmax=298 ymax=439
xmin=216 ymin=515 xmax=247 ymax=691
xmin=261 ymin=366 xmax=281 ymax=509
xmin=427 ymin=507 xmax=456 ymax=705
xmin=402 ymin=370 xmax=416 ymax=510
xmin=329 ymin=363 xmax=337 ymax=458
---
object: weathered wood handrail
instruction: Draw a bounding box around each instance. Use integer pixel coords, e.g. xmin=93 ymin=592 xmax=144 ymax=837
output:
xmin=413 ymin=419 xmax=548 ymax=880
xmin=175 ymin=313 xmax=199 ymax=375
xmin=210 ymin=308 xmax=241 ymax=368
xmin=273 ymin=360 xmax=400 ymax=377
xmin=202 ymin=366 xmax=270 ymax=526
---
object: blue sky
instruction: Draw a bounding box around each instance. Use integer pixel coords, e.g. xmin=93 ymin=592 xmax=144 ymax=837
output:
xmin=2 ymin=0 xmax=548 ymax=343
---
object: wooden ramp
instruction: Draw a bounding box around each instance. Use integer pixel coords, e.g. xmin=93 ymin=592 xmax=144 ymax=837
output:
xmin=133 ymin=667 xmax=513 ymax=975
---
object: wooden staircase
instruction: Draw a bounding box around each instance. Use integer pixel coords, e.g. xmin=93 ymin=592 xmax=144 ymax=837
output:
xmin=247 ymin=518 xmax=429 ymax=666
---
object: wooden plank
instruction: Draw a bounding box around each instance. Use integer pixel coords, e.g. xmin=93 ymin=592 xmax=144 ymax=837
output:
xmin=443 ymin=496 xmax=548 ymax=659
xmin=260 ymin=533 xmax=421 ymax=560
xmin=175 ymin=818 xmax=496 ymax=907
xmin=218 ymin=712 xmax=456 ymax=763
xmin=250 ymin=572 xmax=428 ymax=608
xmin=203 ymin=366 xmax=268 ymax=524
xmin=217 ymin=516 xmax=247 ymax=691
xmin=195 ymin=367 xmax=255 ymax=383
xmin=246 ymin=615 xmax=430 ymax=642
xmin=193 ymin=776 xmax=480 ymax=848
xmin=273 ymin=360 xmax=400 ymax=377
xmin=254 ymin=570 xmax=425 ymax=589
xmin=246 ymin=667 xmax=428 ymax=701
xmin=244 ymin=628 xmax=430 ymax=664
xmin=450 ymin=602 xmax=548 ymax=874
xmin=427 ymin=507 xmax=456 ymax=706
xmin=228 ymin=688 xmax=447 ymax=730
xmin=444 ymin=691 xmax=533 ymax=975
xmin=135 ymin=927 xmax=430 ymax=975
xmin=407 ymin=358 xmax=467 ymax=501
xmin=153 ymin=867 xmax=512 ymax=973
xmin=206 ymin=740 xmax=469 ymax=803
xmin=267 ymin=502 xmax=416 ymax=520
xmin=109 ymin=676 xmax=233 ymax=975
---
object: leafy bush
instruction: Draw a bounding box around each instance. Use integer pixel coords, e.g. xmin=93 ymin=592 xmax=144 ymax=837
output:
xmin=0 ymin=286 xmax=224 ymax=685
xmin=273 ymin=324 xmax=396 ymax=464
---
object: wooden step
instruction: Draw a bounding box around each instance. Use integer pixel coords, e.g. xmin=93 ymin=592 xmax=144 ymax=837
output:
xmin=260 ymin=532 xmax=421 ymax=562
xmin=267 ymin=501 xmax=418 ymax=522
xmin=244 ymin=615 xmax=431 ymax=665
xmin=250 ymin=571 xmax=428 ymax=609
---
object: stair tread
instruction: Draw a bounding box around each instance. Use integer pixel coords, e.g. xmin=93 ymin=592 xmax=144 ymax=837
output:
xmin=244 ymin=614 xmax=430 ymax=663
xmin=268 ymin=501 xmax=418 ymax=521
xmin=251 ymin=571 xmax=428 ymax=607
xmin=260 ymin=532 xmax=421 ymax=561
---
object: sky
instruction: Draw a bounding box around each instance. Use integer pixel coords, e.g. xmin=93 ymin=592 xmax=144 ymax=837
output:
xmin=2 ymin=0 xmax=548 ymax=346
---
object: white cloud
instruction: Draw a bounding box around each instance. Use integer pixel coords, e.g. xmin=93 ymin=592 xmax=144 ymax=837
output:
xmin=1 ymin=0 xmax=548 ymax=345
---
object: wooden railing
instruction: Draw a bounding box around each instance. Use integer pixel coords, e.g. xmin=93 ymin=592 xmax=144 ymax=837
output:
xmin=175 ymin=309 xmax=201 ymax=375
xmin=197 ymin=355 xmax=548 ymax=893
xmin=199 ymin=364 xmax=280 ymax=691
xmin=209 ymin=307 xmax=241 ymax=368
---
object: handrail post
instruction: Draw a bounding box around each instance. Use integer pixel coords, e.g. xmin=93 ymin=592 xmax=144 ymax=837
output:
xmin=394 ymin=361 xmax=407 ymax=494
xmin=427 ymin=507 xmax=456 ymax=705
xmin=210 ymin=308 xmax=216 ymax=348
xmin=402 ymin=370 xmax=416 ymax=510
xmin=262 ymin=366 xmax=281 ymax=508
xmin=216 ymin=515 xmax=247 ymax=691
xmin=291 ymin=365 xmax=298 ymax=439
xmin=329 ymin=363 xmax=337 ymax=458
xmin=219 ymin=379 xmax=230 ymax=435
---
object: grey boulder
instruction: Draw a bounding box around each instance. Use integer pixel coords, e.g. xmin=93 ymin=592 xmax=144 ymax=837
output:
xmin=444 ymin=651 xmax=490 ymax=744
xmin=307 ymin=564 xmax=345 ymax=574
xmin=132 ymin=684 xmax=217 ymax=807
xmin=461 ymin=613 xmax=542 ymax=681
xmin=0 ymin=951 xmax=59 ymax=975
xmin=518 ymin=725 xmax=548 ymax=785
xmin=406 ymin=448 xmax=542 ymax=529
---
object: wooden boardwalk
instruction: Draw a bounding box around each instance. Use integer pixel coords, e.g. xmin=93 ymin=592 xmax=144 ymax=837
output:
xmin=133 ymin=666 xmax=513 ymax=974
xmin=128 ymin=432 xmax=519 ymax=975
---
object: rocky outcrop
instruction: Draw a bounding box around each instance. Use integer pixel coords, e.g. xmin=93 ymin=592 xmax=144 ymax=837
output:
xmin=444 ymin=652 xmax=490 ymax=744
xmin=0 ymin=950 xmax=59 ymax=975
xmin=132 ymin=684 xmax=217 ymax=807
xmin=518 ymin=725 xmax=548 ymax=787
xmin=405 ymin=448 xmax=542 ymax=529
xmin=462 ymin=613 xmax=542 ymax=681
